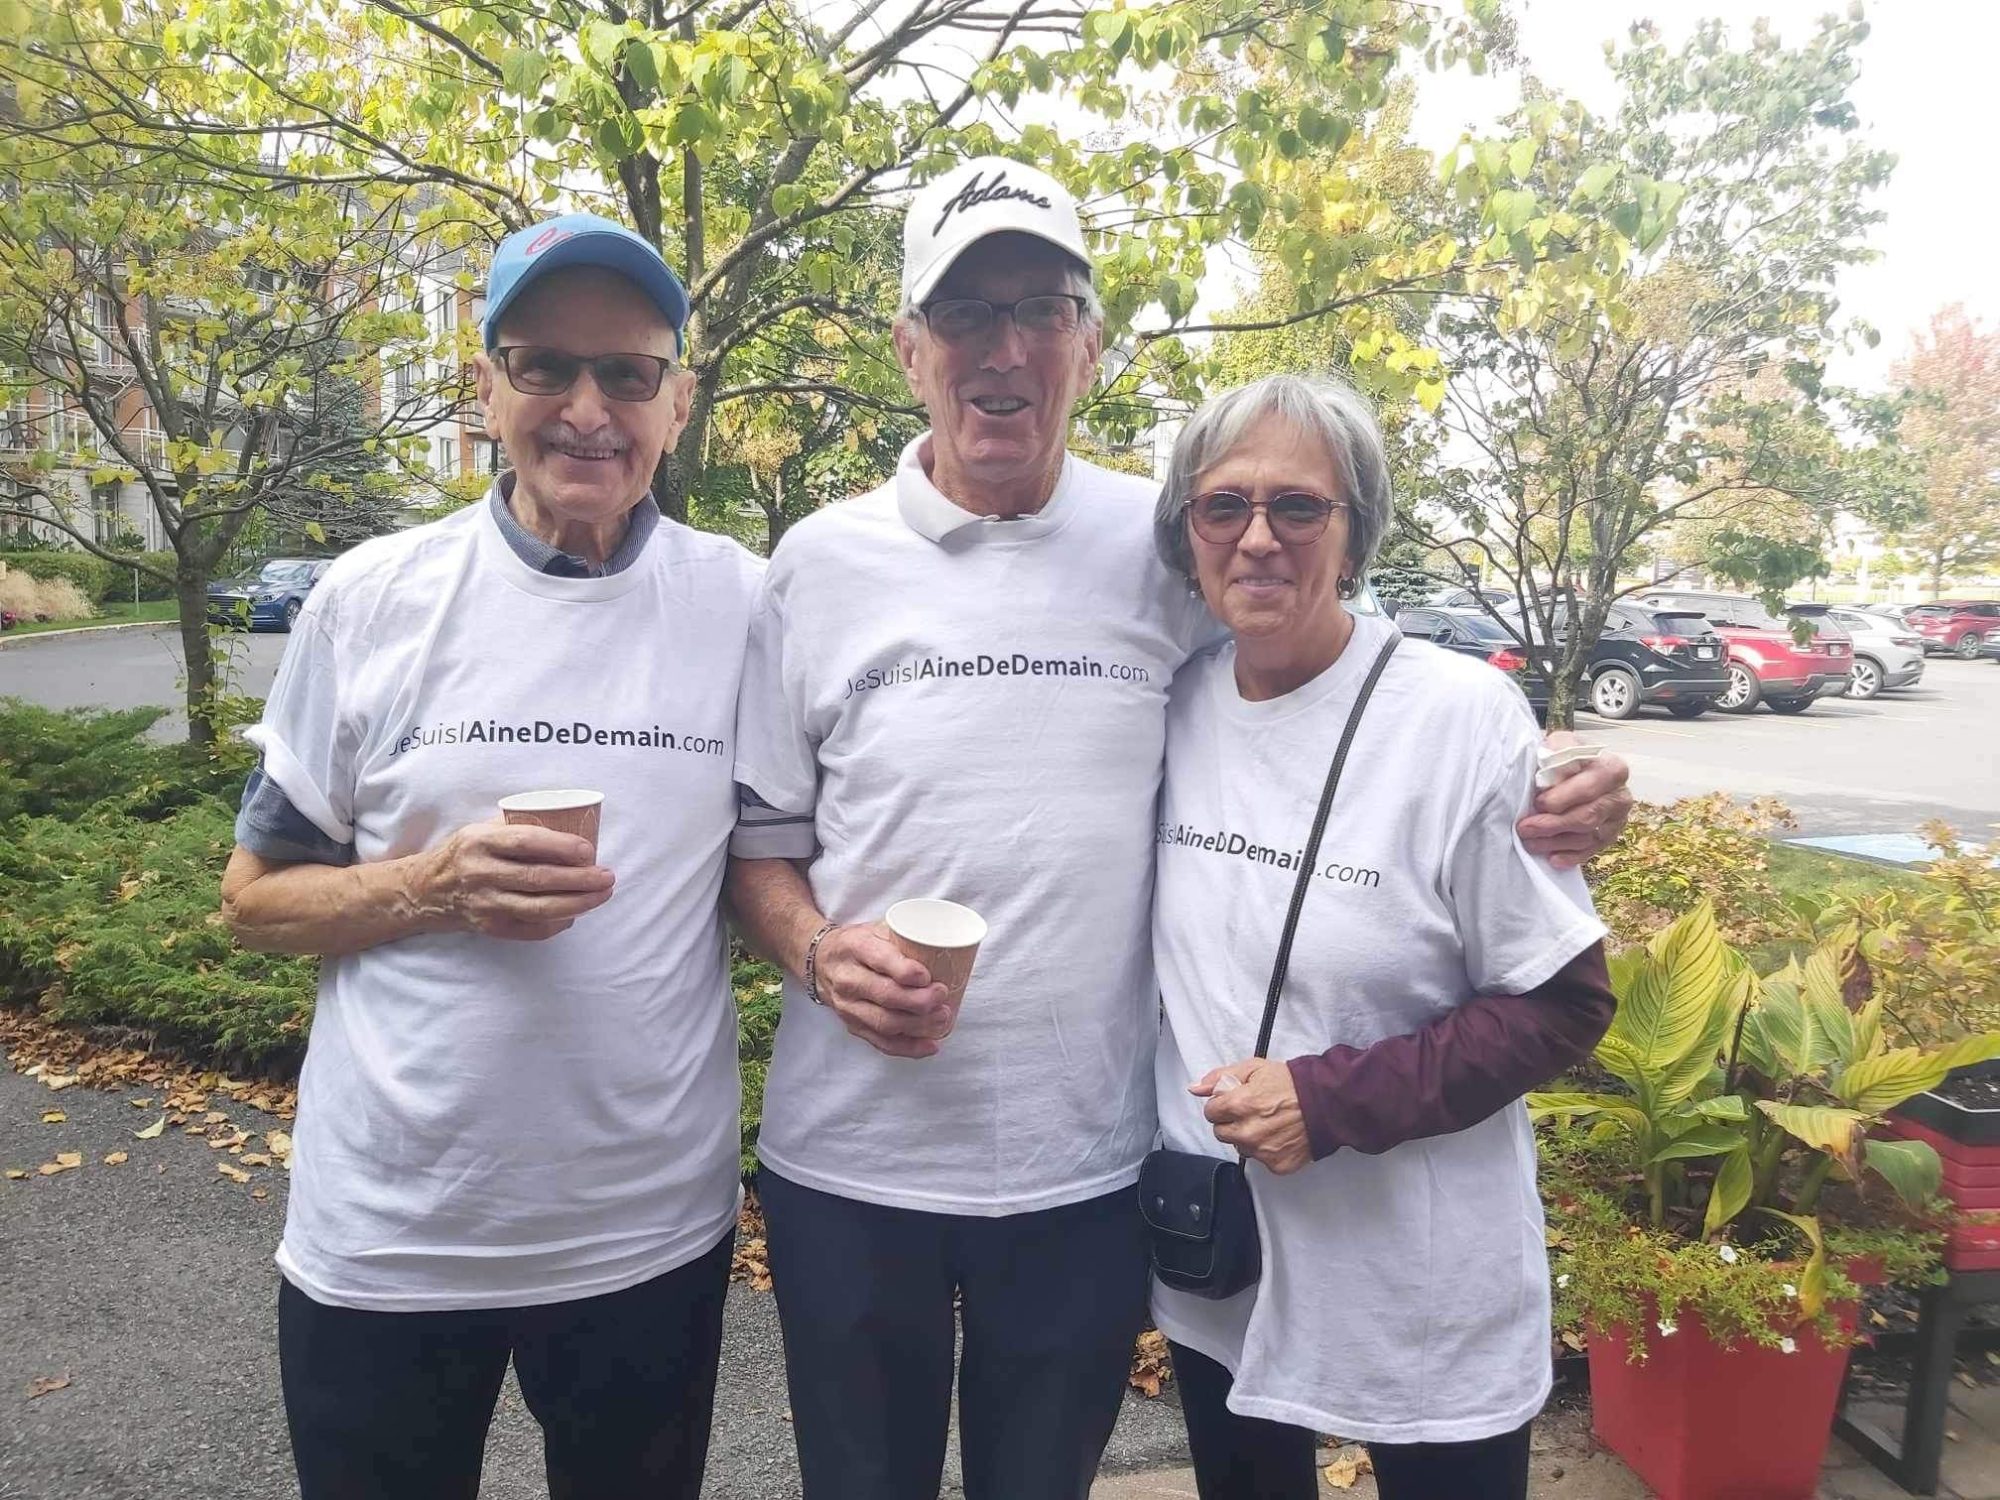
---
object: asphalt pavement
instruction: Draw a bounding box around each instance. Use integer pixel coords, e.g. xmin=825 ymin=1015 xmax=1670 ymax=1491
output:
xmin=0 ymin=1054 xmax=1188 ymax=1500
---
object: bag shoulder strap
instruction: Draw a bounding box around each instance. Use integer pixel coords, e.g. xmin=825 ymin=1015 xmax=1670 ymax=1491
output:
xmin=1252 ymin=630 xmax=1400 ymax=1058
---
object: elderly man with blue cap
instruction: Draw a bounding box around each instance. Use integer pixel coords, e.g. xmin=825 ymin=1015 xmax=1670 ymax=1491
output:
xmin=221 ymin=214 xmax=760 ymax=1500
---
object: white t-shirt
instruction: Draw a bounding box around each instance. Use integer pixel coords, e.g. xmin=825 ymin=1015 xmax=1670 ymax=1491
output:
xmin=248 ymin=496 xmax=761 ymax=1311
xmin=733 ymin=436 xmax=1214 ymax=1214
xmin=1149 ymin=613 xmax=1605 ymax=1444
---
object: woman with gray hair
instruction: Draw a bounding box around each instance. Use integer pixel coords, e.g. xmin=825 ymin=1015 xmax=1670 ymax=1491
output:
xmin=1143 ymin=373 xmax=1616 ymax=1497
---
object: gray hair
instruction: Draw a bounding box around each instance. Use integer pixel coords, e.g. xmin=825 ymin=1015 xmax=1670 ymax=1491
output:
xmin=1153 ymin=373 xmax=1393 ymax=587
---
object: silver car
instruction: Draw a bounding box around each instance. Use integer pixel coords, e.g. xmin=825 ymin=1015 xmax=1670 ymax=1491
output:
xmin=1820 ymin=606 xmax=1926 ymax=698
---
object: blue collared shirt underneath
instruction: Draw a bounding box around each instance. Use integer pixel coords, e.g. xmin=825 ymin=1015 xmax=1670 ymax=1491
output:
xmin=234 ymin=476 xmax=661 ymax=865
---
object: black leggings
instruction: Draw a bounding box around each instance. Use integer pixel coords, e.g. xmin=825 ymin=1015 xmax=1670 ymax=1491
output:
xmin=1170 ymin=1341 xmax=1533 ymax=1500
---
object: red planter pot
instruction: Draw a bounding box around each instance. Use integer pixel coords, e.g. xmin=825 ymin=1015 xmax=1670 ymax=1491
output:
xmin=1880 ymin=1114 xmax=2000 ymax=1268
xmin=1589 ymin=1302 xmax=1858 ymax=1500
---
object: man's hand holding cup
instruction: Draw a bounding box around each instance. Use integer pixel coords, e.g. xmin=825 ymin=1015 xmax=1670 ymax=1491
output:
xmin=813 ymin=902 xmax=986 ymax=1060
xmin=416 ymin=790 xmax=615 ymax=942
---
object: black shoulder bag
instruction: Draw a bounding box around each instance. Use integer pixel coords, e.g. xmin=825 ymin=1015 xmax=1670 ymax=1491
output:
xmin=1139 ymin=631 xmax=1399 ymax=1300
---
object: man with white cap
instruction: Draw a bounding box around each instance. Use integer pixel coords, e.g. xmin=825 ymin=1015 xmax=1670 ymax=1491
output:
xmin=727 ymin=158 xmax=1634 ymax=1498
xmin=221 ymin=212 xmax=759 ymax=1500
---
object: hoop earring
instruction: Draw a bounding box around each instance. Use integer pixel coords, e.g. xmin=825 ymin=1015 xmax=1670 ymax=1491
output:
xmin=1337 ymin=575 xmax=1358 ymax=599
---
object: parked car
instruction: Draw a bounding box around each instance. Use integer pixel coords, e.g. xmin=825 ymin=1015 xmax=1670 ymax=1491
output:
xmin=205 ymin=557 xmax=332 ymax=631
xmin=1902 ymin=600 xmax=2000 ymax=659
xmin=1578 ymin=604 xmax=1731 ymax=720
xmin=1788 ymin=604 xmax=1925 ymax=699
xmin=1394 ymin=605 xmax=1552 ymax=718
xmin=1423 ymin=585 xmax=1513 ymax=611
xmin=1635 ymin=590 xmax=1848 ymax=714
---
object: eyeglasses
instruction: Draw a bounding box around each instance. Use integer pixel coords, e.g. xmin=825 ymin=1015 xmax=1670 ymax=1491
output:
xmin=1184 ymin=489 xmax=1347 ymax=546
xmin=917 ymin=295 xmax=1089 ymax=345
xmin=493 ymin=346 xmax=679 ymax=403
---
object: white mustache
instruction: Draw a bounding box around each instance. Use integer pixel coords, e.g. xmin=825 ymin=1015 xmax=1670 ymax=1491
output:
xmin=539 ymin=425 xmax=629 ymax=455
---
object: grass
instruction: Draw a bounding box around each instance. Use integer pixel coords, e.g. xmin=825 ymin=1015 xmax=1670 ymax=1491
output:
xmin=1766 ymin=841 xmax=1922 ymax=905
xmin=2 ymin=599 xmax=179 ymax=637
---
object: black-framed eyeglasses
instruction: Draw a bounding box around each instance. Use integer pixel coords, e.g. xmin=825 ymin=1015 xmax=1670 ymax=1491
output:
xmin=1183 ymin=489 xmax=1347 ymax=546
xmin=917 ymin=295 xmax=1089 ymax=345
xmin=494 ymin=346 xmax=679 ymax=403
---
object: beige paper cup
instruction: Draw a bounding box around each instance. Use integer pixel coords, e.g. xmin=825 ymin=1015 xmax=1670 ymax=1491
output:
xmin=885 ymin=898 xmax=987 ymax=1004
xmin=498 ymin=789 xmax=604 ymax=853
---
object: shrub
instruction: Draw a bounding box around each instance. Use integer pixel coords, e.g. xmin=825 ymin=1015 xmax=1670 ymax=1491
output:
xmin=0 ymin=701 xmax=238 ymax=822
xmin=1802 ymin=823 xmax=2000 ymax=1047
xmin=0 ymin=572 xmax=95 ymax=622
xmin=1587 ymin=793 xmax=1800 ymax=947
xmin=0 ymin=550 xmax=117 ymax=604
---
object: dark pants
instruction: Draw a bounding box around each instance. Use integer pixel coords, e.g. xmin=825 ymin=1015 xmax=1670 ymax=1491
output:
xmin=1171 ymin=1341 xmax=1533 ymax=1500
xmin=758 ymin=1167 xmax=1151 ymax=1500
xmin=279 ymin=1231 xmax=733 ymax=1500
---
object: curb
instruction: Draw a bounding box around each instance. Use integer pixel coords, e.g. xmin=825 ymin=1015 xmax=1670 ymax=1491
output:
xmin=0 ymin=619 xmax=178 ymax=650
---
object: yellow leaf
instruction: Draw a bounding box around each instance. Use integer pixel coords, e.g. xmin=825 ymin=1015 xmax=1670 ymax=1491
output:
xmin=133 ymin=1116 xmax=166 ymax=1140
xmin=39 ymin=1152 xmax=82 ymax=1176
xmin=1322 ymin=1447 xmax=1373 ymax=1489
xmin=102 ymin=1151 xmax=128 ymax=1166
xmin=217 ymin=1162 xmax=251 ymax=1184
xmin=5 ymin=1170 xmax=27 ymax=1181
xmin=266 ymin=1130 xmax=293 ymax=1167
xmin=41 ymin=1111 xmax=64 ymax=1124
xmin=42 ymin=1074 xmax=76 ymax=1091
xmin=239 ymin=1152 xmax=272 ymax=1167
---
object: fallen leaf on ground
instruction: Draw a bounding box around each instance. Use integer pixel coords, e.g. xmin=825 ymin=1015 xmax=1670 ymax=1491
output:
xmin=38 ymin=1153 xmax=82 ymax=1176
xmin=128 ymin=1098 xmax=153 ymax=1108
xmin=203 ymin=1111 xmax=228 ymax=1125
xmin=5 ymin=1170 xmax=26 ymax=1180
xmin=102 ymin=1151 xmax=127 ymax=1166
xmin=209 ymin=1130 xmax=251 ymax=1151
xmin=217 ymin=1162 xmax=251 ymax=1184
xmin=41 ymin=1075 xmax=76 ymax=1092
xmin=251 ymin=1187 xmax=269 ymax=1201
xmin=1322 ymin=1447 xmax=1373 ymax=1489
xmin=239 ymin=1153 xmax=272 ymax=1167
xmin=26 ymin=1375 xmax=71 ymax=1399
xmin=1128 ymin=1328 xmax=1173 ymax=1398
xmin=132 ymin=1116 xmax=165 ymax=1140
xmin=40 ymin=1111 xmax=64 ymax=1124
xmin=265 ymin=1130 xmax=293 ymax=1166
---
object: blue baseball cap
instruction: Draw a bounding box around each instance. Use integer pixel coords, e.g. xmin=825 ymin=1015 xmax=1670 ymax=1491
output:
xmin=483 ymin=212 xmax=690 ymax=353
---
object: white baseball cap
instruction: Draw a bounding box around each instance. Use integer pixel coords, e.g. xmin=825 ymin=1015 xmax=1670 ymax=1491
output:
xmin=901 ymin=156 xmax=1092 ymax=307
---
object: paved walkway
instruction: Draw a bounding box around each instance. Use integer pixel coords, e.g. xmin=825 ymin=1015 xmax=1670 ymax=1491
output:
xmin=13 ymin=1032 xmax=2000 ymax=1500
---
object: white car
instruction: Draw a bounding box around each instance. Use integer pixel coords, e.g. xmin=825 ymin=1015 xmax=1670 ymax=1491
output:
xmin=1818 ymin=606 xmax=1926 ymax=699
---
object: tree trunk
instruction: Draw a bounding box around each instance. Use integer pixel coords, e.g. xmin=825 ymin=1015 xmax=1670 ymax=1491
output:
xmin=175 ymin=568 xmax=217 ymax=749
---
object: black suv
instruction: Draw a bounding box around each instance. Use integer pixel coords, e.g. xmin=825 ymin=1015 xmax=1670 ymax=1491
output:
xmin=1394 ymin=606 xmax=1554 ymax=718
xmin=1578 ymin=603 xmax=1732 ymax=719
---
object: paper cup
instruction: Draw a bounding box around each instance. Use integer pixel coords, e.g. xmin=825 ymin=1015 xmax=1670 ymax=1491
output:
xmin=498 ymin=789 xmax=604 ymax=853
xmin=885 ymin=898 xmax=987 ymax=1004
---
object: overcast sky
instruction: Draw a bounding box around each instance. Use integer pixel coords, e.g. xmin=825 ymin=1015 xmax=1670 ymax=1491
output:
xmin=1408 ymin=0 xmax=1997 ymax=393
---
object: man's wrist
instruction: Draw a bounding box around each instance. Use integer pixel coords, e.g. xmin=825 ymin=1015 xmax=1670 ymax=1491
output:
xmin=802 ymin=919 xmax=840 ymax=1005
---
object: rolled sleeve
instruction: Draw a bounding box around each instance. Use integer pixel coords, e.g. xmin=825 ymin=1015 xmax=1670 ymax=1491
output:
xmin=235 ymin=760 xmax=356 ymax=866
xmin=240 ymin=599 xmax=357 ymax=848
xmin=730 ymin=583 xmax=821 ymax=843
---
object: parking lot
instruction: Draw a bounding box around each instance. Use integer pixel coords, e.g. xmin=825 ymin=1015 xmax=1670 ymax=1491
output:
xmin=1588 ymin=655 xmax=2000 ymax=841
xmin=2 ymin=624 xmax=1996 ymax=844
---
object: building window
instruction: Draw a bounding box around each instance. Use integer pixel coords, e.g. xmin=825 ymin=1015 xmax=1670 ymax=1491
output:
xmin=473 ymin=437 xmax=500 ymax=474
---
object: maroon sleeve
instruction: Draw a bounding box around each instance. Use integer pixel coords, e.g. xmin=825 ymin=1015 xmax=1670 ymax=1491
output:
xmin=1285 ymin=942 xmax=1613 ymax=1159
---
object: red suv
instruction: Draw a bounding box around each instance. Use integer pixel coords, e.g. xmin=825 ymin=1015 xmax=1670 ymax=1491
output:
xmin=1904 ymin=600 xmax=2000 ymax=659
xmin=1636 ymin=590 xmax=1850 ymax=714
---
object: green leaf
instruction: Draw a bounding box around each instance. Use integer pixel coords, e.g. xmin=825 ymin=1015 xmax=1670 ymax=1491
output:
xmin=1864 ymin=1137 xmax=1941 ymax=1209
xmin=1689 ymin=1095 xmax=1750 ymax=1122
xmin=303 ymin=521 xmax=327 ymax=545
xmin=1574 ymin=161 xmax=1618 ymax=203
xmin=1756 ymin=1100 xmax=1866 ymax=1170
xmin=623 ymin=39 xmax=658 ymax=93
xmin=1649 ymin=1123 xmax=1745 ymax=1163
xmin=1491 ymin=187 xmax=1536 ymax=236
xmin=501 ymin=48 xmax=549 ymax=98
xmin=1527 ymin=1090 xmax=1648 ymax=1137
xmin=1762 ymin=1209 xmax=1828 ymax=1316
xmin=1506 ymin=137 xmax=1536 ymax=180
xmin=1703 ymin=1147 xmax=1753 ymax=1237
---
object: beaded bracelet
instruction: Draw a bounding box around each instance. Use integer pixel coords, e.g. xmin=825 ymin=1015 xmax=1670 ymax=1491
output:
xmin=802 ymin=919 xmax=840 ymax=1007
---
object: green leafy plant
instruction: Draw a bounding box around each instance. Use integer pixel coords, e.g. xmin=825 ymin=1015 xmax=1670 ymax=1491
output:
xmin=1795 ymin=824 xmax=2000 ymax=1047
xmin=1587 ymin=794 xmax=1799 ymax=947
xmin=1532 ymin=902 xmax=1998 ymax=1351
